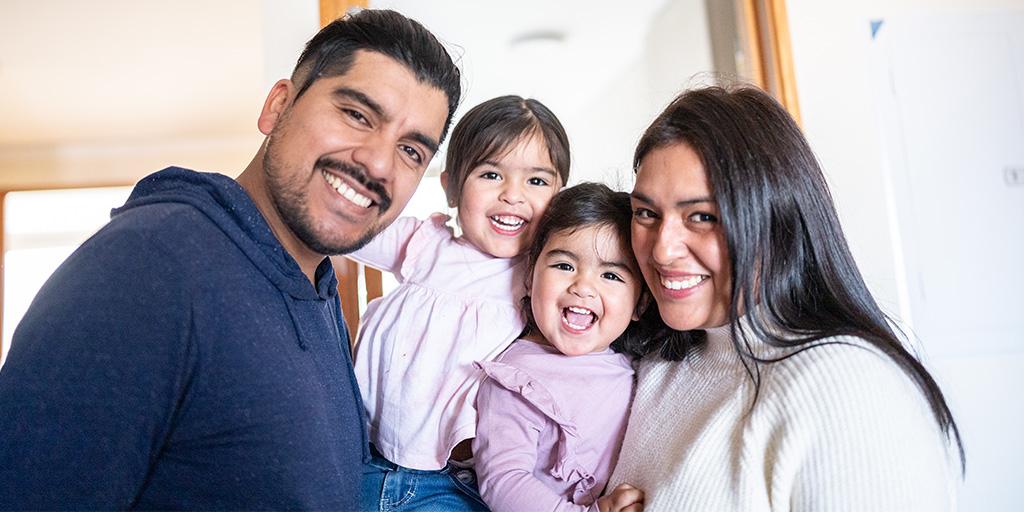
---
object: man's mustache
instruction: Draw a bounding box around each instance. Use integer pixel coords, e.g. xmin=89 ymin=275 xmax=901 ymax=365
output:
xmin=316 ymin=157 xmax=392 ymax=213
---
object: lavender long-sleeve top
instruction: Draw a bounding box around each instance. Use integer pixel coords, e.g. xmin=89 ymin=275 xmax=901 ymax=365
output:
xmin=473 ymin=340 xmax=635 ymax=512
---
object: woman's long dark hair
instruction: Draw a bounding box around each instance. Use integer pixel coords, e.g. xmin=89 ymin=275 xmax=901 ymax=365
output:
xmin=622 ymin=85 xmax=964 ymax=469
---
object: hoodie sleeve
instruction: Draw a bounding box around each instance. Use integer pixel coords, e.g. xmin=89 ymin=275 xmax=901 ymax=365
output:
xmin=0 ymin=223 xmax=195 ymax=509
xmin=345 ymin=215 xmax=424 ymax=274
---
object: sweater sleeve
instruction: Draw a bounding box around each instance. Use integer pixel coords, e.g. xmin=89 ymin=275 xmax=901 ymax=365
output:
xmin=345 ymin=215 xmax=423 ymax=274
xmin=0 ymin=226 xmax=194 ymax=509
xmin=473 ymin=378 xmax=596 ymax=512
xmin=771 ymin=342 xmax=957 ymax=512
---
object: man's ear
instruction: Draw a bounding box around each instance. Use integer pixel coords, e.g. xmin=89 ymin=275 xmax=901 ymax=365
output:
xmin=257 ymin=79 xmax=294 ymax=136
xmin=439 ymin=170 xmax=456 ymax=208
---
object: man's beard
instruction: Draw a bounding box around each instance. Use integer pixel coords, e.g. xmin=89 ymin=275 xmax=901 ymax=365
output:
xmin=261 ymin=138 xmax=393 ymax=256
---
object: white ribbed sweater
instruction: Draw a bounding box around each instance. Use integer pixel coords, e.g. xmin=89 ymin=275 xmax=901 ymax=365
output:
xmin=608 ymin=323 xmax=957 ymax=511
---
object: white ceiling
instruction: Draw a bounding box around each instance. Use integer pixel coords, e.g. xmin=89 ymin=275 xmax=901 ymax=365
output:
xmin=0 ymin=0 xmax=267 ymax=148
xmin=375 ymin=0 xmax=679 ymax=120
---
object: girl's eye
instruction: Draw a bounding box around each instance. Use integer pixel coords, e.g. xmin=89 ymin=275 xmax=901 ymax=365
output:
xmin=399 ymin=145 xmax=423 ymax=165
xmin=688 ymin=212 xmax=718 ymax=223
xmin=601 ymin=272 xmax=625 ymax=283
xmin=480 ymin=171 xmax=500 ymax=180
xmin=551 ymin=262 xmax=574 ymax=272
xmin=527 ymin=177 xmax=550 ymax=187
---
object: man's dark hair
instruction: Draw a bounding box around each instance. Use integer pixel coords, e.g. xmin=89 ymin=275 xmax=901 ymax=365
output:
xmin=291 ymin=9 xmax=462 ymax=143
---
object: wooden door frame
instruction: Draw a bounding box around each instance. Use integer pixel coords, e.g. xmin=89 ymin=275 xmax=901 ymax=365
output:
xmin=740 ymin=0 xmax=802 ymax=123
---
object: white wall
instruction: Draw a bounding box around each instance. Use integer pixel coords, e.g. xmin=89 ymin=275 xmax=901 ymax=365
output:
xmin=0 ymin=0 xmax=319 ymax=190
xmin=786 ymin=1 xmax=1024 ymax=510
xmin=370 ymin=0 xmax=715 ymax=190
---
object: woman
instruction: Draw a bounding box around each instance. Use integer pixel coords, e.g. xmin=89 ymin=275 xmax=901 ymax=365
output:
xmin=609 ymin=86 xmax=963 ymax=511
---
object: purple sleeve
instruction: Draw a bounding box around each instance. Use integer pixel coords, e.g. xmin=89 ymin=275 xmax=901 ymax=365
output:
xmin=345 ymin=215 xmax=423 ymax=274
xmin=473 ymin=379 xmax=597 ymax=512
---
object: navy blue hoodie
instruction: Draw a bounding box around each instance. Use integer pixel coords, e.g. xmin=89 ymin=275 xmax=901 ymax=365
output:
xmin=0 ymin=167 xmax=368 ymax=510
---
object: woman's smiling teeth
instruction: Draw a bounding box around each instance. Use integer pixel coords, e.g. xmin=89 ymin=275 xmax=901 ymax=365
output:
xmin=489 ymin=215 xmax=526 ymax=234
xmin=322 ymin=170 xmax=373 ymax=208
xmin=661 ymin=274 xmax=708 ymax=290
xmin=562 ymin=306 xmax=597 ymax=331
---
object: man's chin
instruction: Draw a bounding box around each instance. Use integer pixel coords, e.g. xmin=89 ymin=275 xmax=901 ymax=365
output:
xmin=301 ymin=226 xmax=381 ymax=256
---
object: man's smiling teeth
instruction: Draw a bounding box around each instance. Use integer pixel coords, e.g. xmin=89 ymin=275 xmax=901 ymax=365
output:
xmin=322 ymin=170 xmax=372 ymax=208
xmin=489 ymin=215 xmax=526 ymax=231
xmin=661 ymin=275 xmax=708 ymax=290
xmin=563 ymin=306 xmax=597 ymax=330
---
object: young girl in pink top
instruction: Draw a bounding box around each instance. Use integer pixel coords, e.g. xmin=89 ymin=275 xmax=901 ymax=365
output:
xmin=473 ymin=183 xmax=649 ymax=512
xmin=350 ymin=95 xmax=571 ymax=510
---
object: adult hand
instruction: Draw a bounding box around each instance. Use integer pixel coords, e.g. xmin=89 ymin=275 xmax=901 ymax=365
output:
xmin=596 ymin=483 xmax=644 ymax=512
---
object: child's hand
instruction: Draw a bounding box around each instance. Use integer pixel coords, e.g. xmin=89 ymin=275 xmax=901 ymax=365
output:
xmin=596 ymin=483 xmax=644 ymax=512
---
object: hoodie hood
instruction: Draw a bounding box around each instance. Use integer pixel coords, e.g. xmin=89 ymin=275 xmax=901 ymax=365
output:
xmin=113 ymin=167 xmax=335 ymax=302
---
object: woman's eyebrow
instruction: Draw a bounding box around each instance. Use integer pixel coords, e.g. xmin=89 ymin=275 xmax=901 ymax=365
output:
xmin=631 ymin=191 xmax=714 ymax=207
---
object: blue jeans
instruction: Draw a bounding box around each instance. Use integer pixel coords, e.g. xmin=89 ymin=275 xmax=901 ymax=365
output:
xmin=361 ymin=445 xmax=489 ymax=512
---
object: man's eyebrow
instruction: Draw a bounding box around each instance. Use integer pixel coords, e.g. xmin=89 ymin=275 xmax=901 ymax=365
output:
xmin=332 ymin=87 xmax=439 ymax=156
xmin=630 ymin=191 xmax=714 ymax=208
xmin=409 ymin=132 xmax=439 ymax=156
xmin=332 ymin=87 xmax=386 ymax=121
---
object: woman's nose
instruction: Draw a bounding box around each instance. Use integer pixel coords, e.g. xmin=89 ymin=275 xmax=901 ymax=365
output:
xmin=651 ymin=218 xmax=689 ymax=265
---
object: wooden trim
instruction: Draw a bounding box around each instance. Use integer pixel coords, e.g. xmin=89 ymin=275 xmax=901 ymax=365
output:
xmin=364 ymin=265 xmax=383 ymax=302
xmin=319 ymin=0 xmax=367 ymax=27
xmin=737 ymin=0 xmax=802 ymax=124
xmin=1 ymin=191 xmax=6 ymax=362
xmin=332 ymin=256 xmax=361 ymax=344
xmin=767 ymin=0 xmax=801 ymax=124
xmin=0 ymin=181 xmax=135 ymax=193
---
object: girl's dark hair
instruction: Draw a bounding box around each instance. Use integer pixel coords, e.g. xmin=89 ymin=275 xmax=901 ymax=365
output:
xmin=520 ymin=183 xmax=650 ymax=352
xmin=291 ymin=9 xmax=462 ymax=143
xmin=443 ymin=95 xmax=570 ymax=207
xmin=623 ymin=85 xmax=964 ymax=469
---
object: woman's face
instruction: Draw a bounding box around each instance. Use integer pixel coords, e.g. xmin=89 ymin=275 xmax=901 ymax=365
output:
xmin=630 ymin=142 xmax=732 ymax=331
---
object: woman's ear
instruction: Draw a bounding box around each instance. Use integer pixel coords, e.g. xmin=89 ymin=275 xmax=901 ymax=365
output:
xmin=633 ymin=292 xmax=652 ymax=322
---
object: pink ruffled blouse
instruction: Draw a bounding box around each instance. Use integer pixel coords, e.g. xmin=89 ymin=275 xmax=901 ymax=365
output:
xmin=348 ymin=214 xmax=527 ymax=470
xmin=473 ymin=340 xmax=635 ymax=512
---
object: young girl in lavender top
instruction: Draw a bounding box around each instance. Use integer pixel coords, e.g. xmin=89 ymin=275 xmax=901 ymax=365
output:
xmin=349 ymin=95 xmax=570 ymax=510
xmin=473 ymin=183 xmax=649 ymax=512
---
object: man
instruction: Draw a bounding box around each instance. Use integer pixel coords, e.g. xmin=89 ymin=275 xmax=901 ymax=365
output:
xmin=0 ymin=9 xmax=460 ymax=509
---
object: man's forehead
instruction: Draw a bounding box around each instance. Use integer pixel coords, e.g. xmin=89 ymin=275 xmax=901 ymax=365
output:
xmin=309 ymin=51 xmax=449 ymax=142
